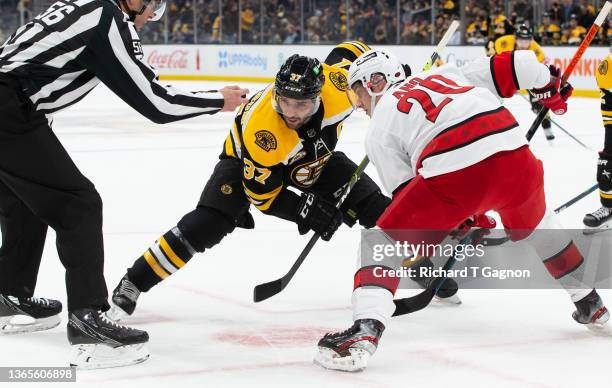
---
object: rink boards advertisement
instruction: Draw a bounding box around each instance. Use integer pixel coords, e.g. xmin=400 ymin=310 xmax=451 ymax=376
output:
xmin=142 ymin=44 xmax=610 ymax=97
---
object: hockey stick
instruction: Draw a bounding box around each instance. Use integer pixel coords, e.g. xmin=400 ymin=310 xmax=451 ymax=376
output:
xmin=481 ymin=184 xmax=600 ymax=247
xmin=253 ymin=21 xmax=460 ymax=303
xmin=253 ymin=157 xmax=369 ymax=302
xmin=392 ymin=228 xmax=489 ymax=316
xmin=473 ymin=183 xmax=601 ymax=247
xmin=525 ymin=1 xmax=612 ymax=142
xmin=518 ymin=93 xmax=592 ymax=150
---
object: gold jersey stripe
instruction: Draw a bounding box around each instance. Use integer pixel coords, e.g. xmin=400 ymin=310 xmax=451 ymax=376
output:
xmin=159 ymin=236 xmax=186 ymax=269
xmin=601 ymin=110 xmax=612 ymax=116
xmin=243 ymin=184 xmax=283 ymax=211
xmin=604 ymin=120 xmax=612 ymax=125
xmin=224 ymin=135 xmax=236 ymax=158
xmin=600 ymin=190 xmax=612 ymax=199
xmin=144 ymin=250 xmax=169 ymax=279
xmin=337 ymin=42 xmax=367 ymax=58
xmin=350 ymin=40 xmax=370 ymax=52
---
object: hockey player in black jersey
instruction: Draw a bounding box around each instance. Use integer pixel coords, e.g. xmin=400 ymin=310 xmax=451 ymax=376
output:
xmin=110 ymin=42 xmax=461 ymax=322
xmin=584 ymin=51 xmax=612 ymax=233
xmin=0 ymin=0 xmax=247 ymax=369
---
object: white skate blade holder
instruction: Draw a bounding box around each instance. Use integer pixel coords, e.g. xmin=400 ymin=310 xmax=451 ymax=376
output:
xmin=0 ymin=314 xmax=61 ymax=335
xmin=70 ymin=343 xmax=149 ymax=369
xmin=313 ymin=347 xmax=370 ymax=372
xmin=583 ymin=223 xmax=612 ymax=235
xmin=585 ymin=322 xmax=612 ymax=337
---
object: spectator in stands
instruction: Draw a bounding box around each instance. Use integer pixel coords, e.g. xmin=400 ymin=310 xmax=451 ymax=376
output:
xmin=283 ymin=23 xmax=299 ymax=44
xmin=549 ymin=1 xmax=564 ymax=24
xmin=240 ymin=2 xmax=255 ymax=43
xmin=567 ymin=13 xmax=587 ymax=45
xmin=512 ymin=0 xmax=533 ymax=23
xmin=373 ymin=22 xmax=389 ymax=45
xmin=538 ymin=12 xmax=561 ymax=45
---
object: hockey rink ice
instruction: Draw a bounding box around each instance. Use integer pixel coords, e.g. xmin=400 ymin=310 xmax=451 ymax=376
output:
xmin=1 ymin=80 xmax=611 ymax=387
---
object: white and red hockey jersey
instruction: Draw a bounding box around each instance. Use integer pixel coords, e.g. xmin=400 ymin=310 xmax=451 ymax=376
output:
xmin=365 ymin=50 xmax=551 ymax=194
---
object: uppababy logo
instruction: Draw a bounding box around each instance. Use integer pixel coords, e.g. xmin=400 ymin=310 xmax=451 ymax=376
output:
xmin=218 ymin=51 xmax=268 ymax=70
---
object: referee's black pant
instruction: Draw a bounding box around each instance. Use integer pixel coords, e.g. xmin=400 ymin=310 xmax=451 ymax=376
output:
xmin=0 ymin=75 xmax=108 ymax=311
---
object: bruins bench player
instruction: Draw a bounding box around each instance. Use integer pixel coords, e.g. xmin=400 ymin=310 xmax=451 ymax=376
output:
xmin=108 ymin=43 xmax=460 ymax=319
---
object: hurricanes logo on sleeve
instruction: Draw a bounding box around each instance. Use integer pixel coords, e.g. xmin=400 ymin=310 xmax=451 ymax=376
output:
xmin=329 ymin=71 xmax=348 ymax=91
xmin=254 ymin=130 xmax=277 ymax=152
xmin=291 ymin=154 xmax=332 ymax=187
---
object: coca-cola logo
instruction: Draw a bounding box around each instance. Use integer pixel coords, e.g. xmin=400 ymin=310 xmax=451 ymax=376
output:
xmin=147 ymin=49 xmax=190 ymax=69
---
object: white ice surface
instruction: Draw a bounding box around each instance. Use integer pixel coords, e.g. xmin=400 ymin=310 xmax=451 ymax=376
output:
xmin=0 ymin=81 xmax=610 ymax=387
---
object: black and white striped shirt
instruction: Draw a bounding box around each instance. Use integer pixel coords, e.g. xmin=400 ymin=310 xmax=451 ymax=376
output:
xmin=0 ymin=0 xmax=224 ymax=123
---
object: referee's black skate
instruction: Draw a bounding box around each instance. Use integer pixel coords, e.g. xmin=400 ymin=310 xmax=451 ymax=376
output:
xmin=0 ymin=294 xmax=62 ymax=335
xmin=583 ymin=206 xmax=612 ymax=234
xmin=572 ymin=290 xmax=610 ymax=334
xmin=107 ymin=275 xmax=141 ymax=321
xmin=314 ymin=319 xmax=385 ymax=372
xmin=68 ymin=308 xmax=149 ymax=369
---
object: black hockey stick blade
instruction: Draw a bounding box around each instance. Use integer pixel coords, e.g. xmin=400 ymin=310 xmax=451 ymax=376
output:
xmin=253 ymin=279 xmax=283 ymax=303
xmin=392 ymin=288 xmax=436 ymax=316
xmin=253 ymin=233 xmax=321 ymax=302
xmin=392 ymin=229 xmax=487 ymax=317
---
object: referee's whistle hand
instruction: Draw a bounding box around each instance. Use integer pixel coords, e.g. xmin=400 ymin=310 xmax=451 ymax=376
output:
xmin=219 ymin=86 xmax=249 ymax=112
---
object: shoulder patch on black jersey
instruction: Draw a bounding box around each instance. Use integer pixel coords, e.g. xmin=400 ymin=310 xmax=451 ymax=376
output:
xmin=254 ymin=130 xmax=277 ymax=152
xmin=329 ymin=71 xmax=348 ymax=91
xmin=600 ymin=60 xmax=608 ymax=76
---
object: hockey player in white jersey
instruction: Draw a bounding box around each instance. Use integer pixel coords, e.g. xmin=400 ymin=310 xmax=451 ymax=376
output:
xmin=314 ymin=49 xmax=610 ymax=372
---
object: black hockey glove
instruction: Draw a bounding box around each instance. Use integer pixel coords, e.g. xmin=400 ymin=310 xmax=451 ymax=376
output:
xmin=296 ymin=193 xmax=343 ymax=241
xmin=597 ymin=152 xmax=612 ymax=192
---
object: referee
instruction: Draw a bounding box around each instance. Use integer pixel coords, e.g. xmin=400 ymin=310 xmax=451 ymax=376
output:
xmin=0 ymin=0 xmax=247 ymax=366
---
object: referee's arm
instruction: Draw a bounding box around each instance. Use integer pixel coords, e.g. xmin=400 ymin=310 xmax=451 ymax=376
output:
xmin=81 ymin=9 xmax=235 ymax=124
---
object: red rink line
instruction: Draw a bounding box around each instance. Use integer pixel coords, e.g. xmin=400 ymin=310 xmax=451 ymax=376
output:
xmin=81 ymin=360 xmax=388 ymax=388
xmin=79 ymin=331 xmax=601 ymax=386
xmin=169 ymin=284 xmax=351 ymax=314
xmin=417 ymin=351 xmax=558 ymax=388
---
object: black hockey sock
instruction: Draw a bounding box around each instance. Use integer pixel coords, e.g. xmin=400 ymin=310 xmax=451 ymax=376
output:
xmin=127 ymin=227 xmax=196 ymax=292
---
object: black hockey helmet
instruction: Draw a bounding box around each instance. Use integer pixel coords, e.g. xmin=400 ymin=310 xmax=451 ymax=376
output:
xmin=274 ymin=55 xmax=325 ymax=100
xmin=514 ymin=24 xmax=533 ymax=40
xmin=272 ymin=55 xmax=325 ymax=124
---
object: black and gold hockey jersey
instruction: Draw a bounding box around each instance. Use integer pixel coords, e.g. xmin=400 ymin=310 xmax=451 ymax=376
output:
xmin=221 ymin=42 xmax=369 ymax=220
xmin=596 ymin=54 xmax=612 ymax=204
xmin=493 ymin=35 xmax=546 ymax=63
xmin=597 ymin=54 xmax=612 ymax=128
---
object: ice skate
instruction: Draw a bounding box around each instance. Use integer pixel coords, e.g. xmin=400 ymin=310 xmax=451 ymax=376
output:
xmin=68 ymin=308 xmax=149 ymax=369
xmin=0 ymin=295 xmax=62 ymax=335
xmin=107 ymin=275 xmax=141 ymax=321
xmin=573 ymin=289 xmax=610 ymax=335
xmin=583 ymin=206 xmax=612 ymax=234
xmin=314 ymin=319 xmax=384 ymax=372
